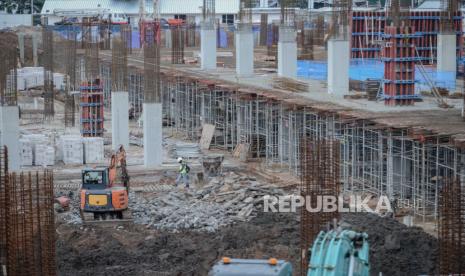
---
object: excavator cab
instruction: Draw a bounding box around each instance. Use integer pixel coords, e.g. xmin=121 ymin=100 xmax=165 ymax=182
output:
xmin=82 ymin=168 xmax=108 ymax=189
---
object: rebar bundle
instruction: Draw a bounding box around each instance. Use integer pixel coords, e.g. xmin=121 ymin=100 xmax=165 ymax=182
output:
xmin=0 ymin=160 xmax=55 ymax=276
xmin=438 ymin=177 xmax=465 ymax=274
xmin=440 ymin=0 xmax=458 ymax=33
xmin=64 ymin=27 xmax=78 ymax=127
xmin=83 ymin=18 xmax=100 ymax=81
xmin=330 ymin=0 xmax=351 ymax=40
xmin=171 ymin=23 xmax=185 ymax=64
xmin=0 ymin=147 xmax=8 ymax=275
xmin=64 ymin=76 xmax=75 ymax=128
xmin=280 ymin=0 xmax=295 ymax=26
xmin=5 ymin=170 xmax=55 ymax=276
xmin=43 ymin=26 xmax=55 ymax=118
xmin=239 ymin=0 xmax=253 ymax=24
xmin=259 ymin=14 xmax=268 ymax=46
xmin=203 ymin=0 xmax=216 ymax=25
xmin=300 ymin=137 xmax=340 ymax=275
xmin=121 ymin=24 xmax=132 ymax=55
xmin=111 ymin=37 xmax=128 ymax=92
xmin=65 ymin=27 xmax=78 ymax=90
xmin=0 ymin=35 xmax=17 ymax=106
xmin=144 ymin=25 xmax=161 ymax=103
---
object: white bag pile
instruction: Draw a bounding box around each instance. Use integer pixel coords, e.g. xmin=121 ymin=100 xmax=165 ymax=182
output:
xmin=19 ymin=138 xmax=33 ymax=166
xmin=53 ymin=72 xmax=65 ymax=90
xmin=20 ymin=134 xmax=52 ymax=166
xmin=17 ymin=67 xmax=44 ymax=90
xmin=82 ymin=137 xmax=104 ymax=164
xmin=35 ymin=143 xmax=55 ymax=166
xmin=61 ymin=135 xmax=83 ymax=165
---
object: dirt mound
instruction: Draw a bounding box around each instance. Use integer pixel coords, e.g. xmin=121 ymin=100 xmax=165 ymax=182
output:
xmin=342 ymin=213 xmax=438 ymax=276
xmin=56 ymin=212 xmax=300 ymax=276
xmin=56 ymin=212 xmax=437 ymax=276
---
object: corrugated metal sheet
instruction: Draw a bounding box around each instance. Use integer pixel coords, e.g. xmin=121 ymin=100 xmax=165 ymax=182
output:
xmin=42 ymin=0 xmax=239 ymax=15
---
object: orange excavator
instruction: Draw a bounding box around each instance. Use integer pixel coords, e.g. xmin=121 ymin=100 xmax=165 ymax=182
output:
xmin=80 ymin=145 xmax=131 ymax=223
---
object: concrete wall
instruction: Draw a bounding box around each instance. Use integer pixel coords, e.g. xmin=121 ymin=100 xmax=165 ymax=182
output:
xmin=0 ymin=14 xmax=32 ymax=28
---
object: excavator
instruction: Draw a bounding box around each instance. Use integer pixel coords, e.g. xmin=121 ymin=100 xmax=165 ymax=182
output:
xmin=209 ymin=228 xmax=370 ymax=276
xmin=80 ymin=145 xmax=131 ymax=223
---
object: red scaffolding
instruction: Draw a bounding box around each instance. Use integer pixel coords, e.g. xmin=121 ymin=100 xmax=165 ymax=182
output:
xmin=382 ymin=26 xmax=417 ymax=106
xmin=80 ymin=78 xmax=104 ymax=137
xmin=350 ymin=11 xmax=463 ymax=62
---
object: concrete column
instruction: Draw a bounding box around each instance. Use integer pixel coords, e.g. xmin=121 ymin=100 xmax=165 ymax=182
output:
xmin=32 ymin=33 xmax=38 ymax=67
xmin=327 ymin=39 xmax=350 ymax=96
xmin=437 ymin=33 xmax=457 ymax=73
xmin=18 ymin=33 xmax=25 ymax=65
xmin=0 ymin=106 xmax=20 ymax=171
xmin=236 ymin=23 xmax=254 ymax=76
xmin=111 ymin=91 xmax=129 ymax=150
xmin=278 ymin=25 xmax=297 ymax=78
xmin=165 ymin=29 xmax=172 ymax=48
xmin=200 ymin=22 xmax=217 ymax=70
xmin=143 ymin=102 xmax=163 ymax=167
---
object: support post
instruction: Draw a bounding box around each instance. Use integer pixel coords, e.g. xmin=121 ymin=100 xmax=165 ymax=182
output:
xmin=236 ymin=23 xmax=254 ymax=76
xmin=327 ymin=39 xmax=350 ymax=96
xmin=111 ymin=91 xmax=129 ymax=150
xmin=0 ymin=106 xmax=20 ymax=171
xmin=143 ymin=102 xmax=163 ymax=167
xmin=278 ymin=25 xmax=297 ymax=78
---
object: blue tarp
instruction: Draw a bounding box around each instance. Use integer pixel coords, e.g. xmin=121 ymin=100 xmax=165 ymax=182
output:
xmin=297 ymin=60 xmax=456 ymax=91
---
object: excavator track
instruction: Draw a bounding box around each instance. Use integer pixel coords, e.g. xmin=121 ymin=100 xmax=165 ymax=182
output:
xmin=81 ymin=211 xmax=134 ymax=226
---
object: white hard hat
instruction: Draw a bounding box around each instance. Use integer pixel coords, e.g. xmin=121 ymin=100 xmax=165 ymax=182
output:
xmin=177 ymin=157 xmax=183 ymax=163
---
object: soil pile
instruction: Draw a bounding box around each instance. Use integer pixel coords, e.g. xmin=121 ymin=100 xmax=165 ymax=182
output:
xmin=56 ymin=212 xmax=438 ymax=276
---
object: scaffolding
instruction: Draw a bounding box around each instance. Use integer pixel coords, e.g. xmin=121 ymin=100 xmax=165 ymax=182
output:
xmin=97 ymin=60 xmax=465 ymax=221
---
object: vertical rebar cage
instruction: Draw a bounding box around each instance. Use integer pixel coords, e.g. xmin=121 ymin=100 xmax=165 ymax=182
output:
xmin=300 ymin=137 xmax=340 ymax=275
xmin=0 ymin=34 xmax=18 ymax=106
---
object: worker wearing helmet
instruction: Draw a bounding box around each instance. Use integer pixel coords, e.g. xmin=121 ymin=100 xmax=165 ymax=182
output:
xmin=176 ymin=157 xmax=190 ymax=188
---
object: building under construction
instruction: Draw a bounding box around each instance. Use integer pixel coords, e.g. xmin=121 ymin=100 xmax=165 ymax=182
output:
xmin=0 ymin=0 xmax=465 ymax=275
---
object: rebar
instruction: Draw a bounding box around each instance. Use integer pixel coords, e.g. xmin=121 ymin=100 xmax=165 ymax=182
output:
xmin=438 ymin=176 xmax=465 ymax=274
xmin=330 ymin=0 xmax=351 ymax=40
xmin=440 ymin=0 xmax=458 ymax=33
xmin=3 ymin=169 xmax=55 ymax=276
xmin=203 ymin=0 xmax=216 ymax=25
xmin=0 ymin=35 xmax=17 ymax=106
xmin=64 ymin=26 xmax=77 ymax=127
xmin=171 ymin=23 xmax=185 ymax=64
xmin=83 ymin=17 xmax=100 ymax=81
xmin=144 ymin=24 xmax=161 ymax=103
xmin=0 ymin=147 xmax=8 ymax=275
xmin=111 ymin=36 xmax=128 ymax=92
xmin=280 ymin=0 xmax=295 ymax=26
xmin=260 ymin=14 xmax=268 ymax=46
xmin=239 ymin=0 xmax=253 ymax=24
xmin=43 ymin=25 xmax=55 ymax=118
xmin=300 ymin=137 xmax=340 ymax=275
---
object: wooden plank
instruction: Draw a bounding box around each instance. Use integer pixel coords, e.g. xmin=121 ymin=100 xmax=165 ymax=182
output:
xmin=199 ymin=124 xmax=215 ymax=150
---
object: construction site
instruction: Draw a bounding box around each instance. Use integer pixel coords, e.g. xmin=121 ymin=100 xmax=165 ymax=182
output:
xmin=1 ymin=0 xmax=465 ymax=275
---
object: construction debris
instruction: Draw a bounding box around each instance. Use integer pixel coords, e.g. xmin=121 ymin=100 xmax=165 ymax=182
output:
xmin=130 ymin=172 xmax=287 ymax=232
